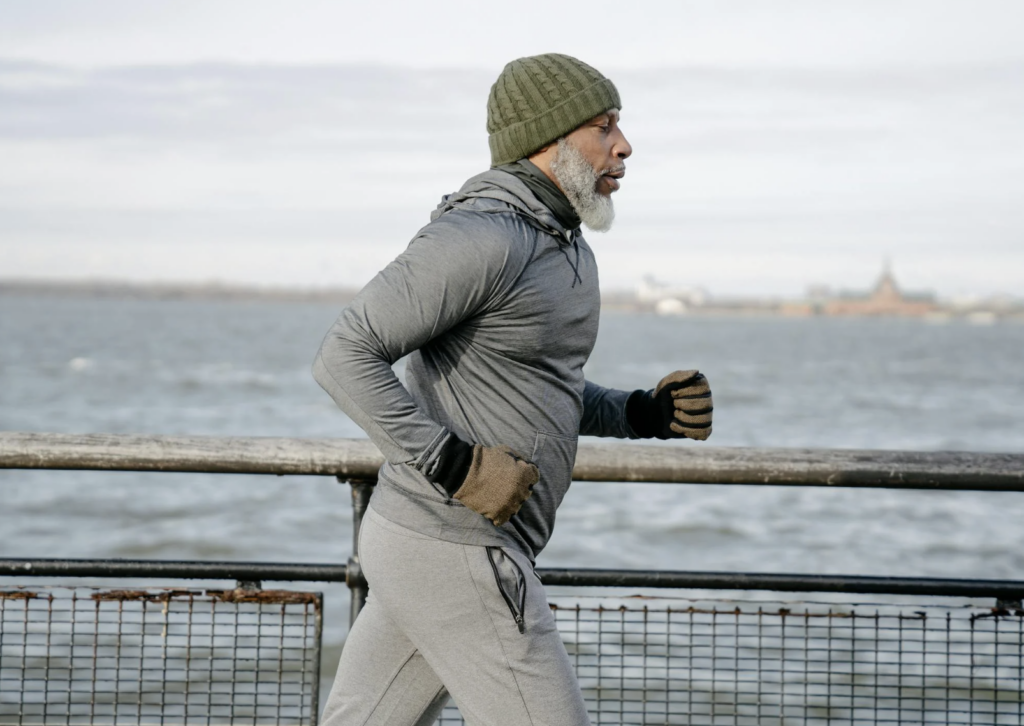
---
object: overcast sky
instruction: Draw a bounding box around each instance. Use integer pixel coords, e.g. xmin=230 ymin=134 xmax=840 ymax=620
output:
xmin=2 ymin=1 xmax=1023 ymax=297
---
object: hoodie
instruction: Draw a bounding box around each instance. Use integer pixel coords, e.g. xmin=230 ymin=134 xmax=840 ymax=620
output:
xmin=313 ymin=168 xmax=637 ymax=561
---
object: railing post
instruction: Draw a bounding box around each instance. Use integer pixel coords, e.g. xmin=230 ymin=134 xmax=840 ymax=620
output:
xmin=342 ymin=477 xmax=375 ymax=628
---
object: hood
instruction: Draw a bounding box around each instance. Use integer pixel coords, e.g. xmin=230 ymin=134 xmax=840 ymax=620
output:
xmin=430 ymin=169 xmax=572 ymax=241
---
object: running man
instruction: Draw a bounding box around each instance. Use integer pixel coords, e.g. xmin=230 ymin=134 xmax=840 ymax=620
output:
xmin=314 ymin=53 xmax=713 ymax=726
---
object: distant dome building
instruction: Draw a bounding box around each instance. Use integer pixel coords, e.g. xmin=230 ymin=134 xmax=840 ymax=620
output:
xmin=822 ymin=262 xmax=937 ymax=317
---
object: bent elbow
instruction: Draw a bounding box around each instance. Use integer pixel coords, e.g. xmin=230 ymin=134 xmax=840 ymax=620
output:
xmin=312 ymin=313 xmax=388 ymax=394
xmin=312 ymin=327 xmax=354 ymax=391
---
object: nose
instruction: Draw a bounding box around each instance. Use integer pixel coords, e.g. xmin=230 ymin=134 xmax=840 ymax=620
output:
xmin=614 ymin=129 xmax=632 ymax=161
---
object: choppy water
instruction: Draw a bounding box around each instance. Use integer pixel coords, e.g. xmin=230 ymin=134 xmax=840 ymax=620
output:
xmin=2 ymin=294 xmax=1023 ymax=679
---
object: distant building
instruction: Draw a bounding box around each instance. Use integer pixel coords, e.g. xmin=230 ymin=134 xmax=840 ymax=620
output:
xmin=822 ymin=263 xmax=937 ymax=317
xmin=636 ymin=275 xmax=708 ymax=315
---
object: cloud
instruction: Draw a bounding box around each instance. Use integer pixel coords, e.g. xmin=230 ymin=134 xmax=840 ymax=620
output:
xmin=1 ymin=59 xmax=1022 ymax=296
xmin=3 ymin=1 xmax=1024 ymax=70
xmin=0 ymin=61 xmax=490 ymax=145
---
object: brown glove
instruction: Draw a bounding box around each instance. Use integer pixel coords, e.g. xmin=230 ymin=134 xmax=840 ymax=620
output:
xmin=626 ymin=369 xmax=713 ymax=440
xmin=453 ymin=445 xmax=539 ymax=526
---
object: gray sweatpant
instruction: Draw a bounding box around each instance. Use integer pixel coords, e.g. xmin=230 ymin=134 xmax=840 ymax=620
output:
xmin=321 ymin=506 xmax=591 ymax=726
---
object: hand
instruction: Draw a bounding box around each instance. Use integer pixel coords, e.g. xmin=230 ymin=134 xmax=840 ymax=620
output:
xmin=427 ymin=435 xmax=540 ymax=525
xmin=453 ymin=445 xmax=539 ymax=526
xmin=626 ymin=369 xmax=713 ymax=440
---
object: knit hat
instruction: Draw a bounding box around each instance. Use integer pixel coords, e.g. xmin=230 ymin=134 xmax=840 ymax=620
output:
xmin=487 ymin=53 xmax=621 ymax=167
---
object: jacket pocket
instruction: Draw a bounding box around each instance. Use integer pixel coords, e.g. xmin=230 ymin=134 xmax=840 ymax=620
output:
xmin=530 ymin=430 xmax=579 ymax=504
xmin=486 ymin=546 xmax=527 ymax=634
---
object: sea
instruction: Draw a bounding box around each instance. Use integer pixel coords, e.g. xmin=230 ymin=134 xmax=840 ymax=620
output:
xmin=2 ymin=293 xmax=1023 ymax=690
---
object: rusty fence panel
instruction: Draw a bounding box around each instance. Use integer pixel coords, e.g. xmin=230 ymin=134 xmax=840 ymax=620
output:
xmin=0 ymin=586 xmax=322 ymax=726
xmin=434 ymin=596 xmax=1024 ymax=726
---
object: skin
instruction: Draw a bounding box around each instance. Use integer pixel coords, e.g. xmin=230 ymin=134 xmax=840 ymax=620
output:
xmin=528 ymin=109 xmax=632 ymax=196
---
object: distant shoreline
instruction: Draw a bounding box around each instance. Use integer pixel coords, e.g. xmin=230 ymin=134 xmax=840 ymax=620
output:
xmin=0 ymin=279 xmax=361 ymax=304
xmin=0 ymin=278 xmax=640 ymax=307
xmin=3 ymin=278 xmax=1021 ymax=323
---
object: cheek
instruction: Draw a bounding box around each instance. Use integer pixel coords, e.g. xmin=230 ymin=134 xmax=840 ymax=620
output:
xmin=581 ymin=146 xmax=609 ymax=172
xmin=591 ymin=138 xmax=618 ymax=167
xmin=570 ymin=131 xmax=608 ymax=166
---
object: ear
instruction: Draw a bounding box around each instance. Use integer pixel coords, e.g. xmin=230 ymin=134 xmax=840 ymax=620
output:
xmin=527 ymin=142 xmax=558 ymax=170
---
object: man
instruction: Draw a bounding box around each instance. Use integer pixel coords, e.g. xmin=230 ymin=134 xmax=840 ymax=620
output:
xmin=314 ymin=53 xmax=713 ymax=726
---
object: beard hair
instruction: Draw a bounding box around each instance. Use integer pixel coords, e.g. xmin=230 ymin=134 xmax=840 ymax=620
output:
xmin=550 ymin=137 xmax=616 ymax=233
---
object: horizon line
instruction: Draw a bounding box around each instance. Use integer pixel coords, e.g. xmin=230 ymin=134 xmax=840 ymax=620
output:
xmin=2 ymin=276 xmax=1019 ymax=304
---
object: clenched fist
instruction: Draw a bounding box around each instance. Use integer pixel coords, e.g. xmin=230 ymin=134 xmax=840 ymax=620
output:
xmin=626 ymin=369 xmax=713 ymax=440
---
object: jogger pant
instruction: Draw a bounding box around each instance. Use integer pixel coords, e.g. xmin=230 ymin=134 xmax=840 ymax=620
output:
xmin=320 ymin=506 xmax=591 ymax=726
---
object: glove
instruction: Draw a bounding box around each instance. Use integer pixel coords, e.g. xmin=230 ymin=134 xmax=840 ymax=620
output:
xmin=427 ymin=435 xmax=540 ymax=526
xmin=626 ymin=369 xmax=713 ymax=440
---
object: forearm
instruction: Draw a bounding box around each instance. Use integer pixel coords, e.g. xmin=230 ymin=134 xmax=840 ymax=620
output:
xmin=313 ymin=308 xmax=448 ymax=467
xmin=579 ymin=380 xmax=639 ymax=438
xmin=313 ymin=219 xmax=515 ymax=466
xmin=314 ymin=304 xmax=539 ymax=527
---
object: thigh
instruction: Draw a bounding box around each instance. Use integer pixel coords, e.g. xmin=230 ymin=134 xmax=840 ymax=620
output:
xmin=320 ymin=593 xmax=449 ymax=726
xmin=360 ymin=508 xmax=590 ymax=726
xmin=445 ymin=546 xmax=590 ymax=726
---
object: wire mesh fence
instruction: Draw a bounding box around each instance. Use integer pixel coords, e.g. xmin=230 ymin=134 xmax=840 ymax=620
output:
xmin=0 ymin=586 xmax=322 ymax=726
xmin=3 ymin=586 xmax=1022 ymax=725
xmin=436 ymin=595 xmax=1024 ymax=726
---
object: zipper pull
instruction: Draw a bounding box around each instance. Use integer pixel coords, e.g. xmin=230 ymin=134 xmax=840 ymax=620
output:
xmin=515 ymin=615 xmax=525 ymax=634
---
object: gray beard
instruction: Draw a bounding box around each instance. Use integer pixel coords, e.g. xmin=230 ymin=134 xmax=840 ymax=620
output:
xmin=550 ymin=138 xmax=616 ymax=233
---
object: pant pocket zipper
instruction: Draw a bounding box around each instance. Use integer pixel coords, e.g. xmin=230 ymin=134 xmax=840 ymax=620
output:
xmin=486 ymin=546 xmax=526 ymax=634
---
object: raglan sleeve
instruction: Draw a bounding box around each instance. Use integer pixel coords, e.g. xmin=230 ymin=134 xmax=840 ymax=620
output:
xmin=312 ymin=215 xmax=515 ymax=467
xmin=579 ymin=379 xmax=641 ymax=438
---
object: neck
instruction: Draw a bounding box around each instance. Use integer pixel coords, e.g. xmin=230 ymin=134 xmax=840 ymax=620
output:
xmin=497 ymin=158 xmax=581 ymax=231
xmin=527 ymin=148 xmax=562 ymax=191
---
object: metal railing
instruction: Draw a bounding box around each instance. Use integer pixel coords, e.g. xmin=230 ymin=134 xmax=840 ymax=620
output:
xmin=2 ymin=432 xmax=1023 ymax=725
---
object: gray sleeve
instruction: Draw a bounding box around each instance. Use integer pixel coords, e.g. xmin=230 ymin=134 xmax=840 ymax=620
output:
xmin=579 ymin=380 xmax=640 ymax=438
xmin=312 ymin=214 xmax=520 ymax=465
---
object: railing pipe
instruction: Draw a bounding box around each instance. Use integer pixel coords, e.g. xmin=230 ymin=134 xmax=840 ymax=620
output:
xmin=1 ymin=432 xmax=1023 ymax=491
xmin=3 ymin=558 xmax=1024 ymax=600
xmin=0 ymin=558 xmax=348 ymax=582
xmin=537 ymin=568 xmax=1024 ymax=599
xmin=344 ymin=478 xmax=375 ymax=626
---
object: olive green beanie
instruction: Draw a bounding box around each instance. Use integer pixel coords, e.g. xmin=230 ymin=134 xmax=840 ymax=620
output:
xmin=486 ymin=53 xmax=621 ymax=167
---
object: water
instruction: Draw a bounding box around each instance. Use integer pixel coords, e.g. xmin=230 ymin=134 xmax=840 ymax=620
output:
xmin=2 ymin=294 xmax=1023 ymax=680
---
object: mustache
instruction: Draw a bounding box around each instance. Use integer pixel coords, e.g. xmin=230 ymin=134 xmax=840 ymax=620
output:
xmin=599 ymin=163 xmax=626 ymax=176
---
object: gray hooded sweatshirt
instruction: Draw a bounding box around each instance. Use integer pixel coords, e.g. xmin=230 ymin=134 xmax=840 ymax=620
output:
xmin=313 ymin=168 xmax=637 ymax=561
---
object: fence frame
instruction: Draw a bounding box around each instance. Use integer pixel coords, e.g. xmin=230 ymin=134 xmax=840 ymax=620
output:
xmin=2 ymin=432 xmax=1024 ymax=723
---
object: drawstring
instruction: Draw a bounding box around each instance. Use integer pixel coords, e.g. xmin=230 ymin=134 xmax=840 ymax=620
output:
xmin=571 ymin=240 xmax=582 ymax=288
xmin=560 ymin=230 xmax=583 ymax=288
